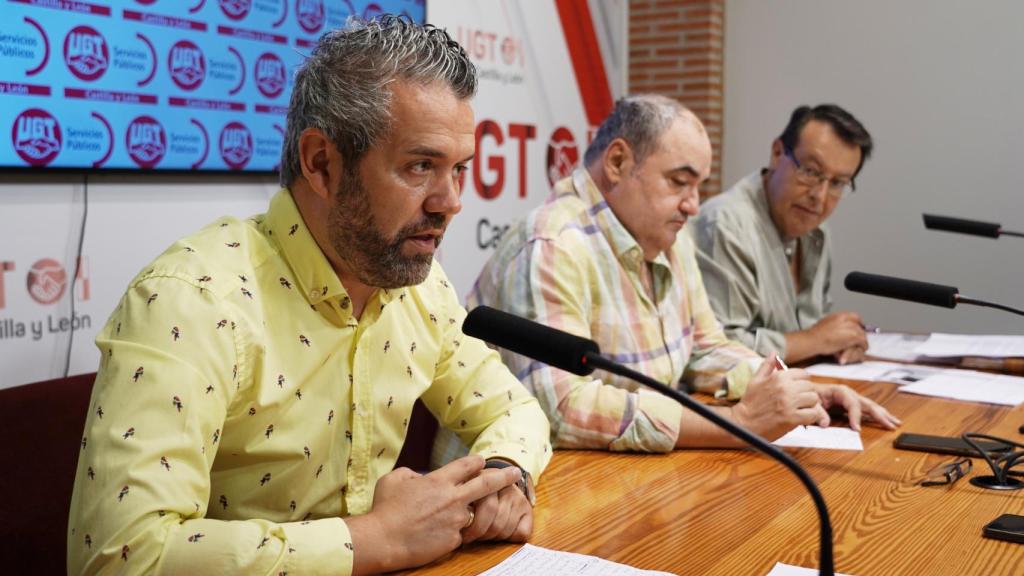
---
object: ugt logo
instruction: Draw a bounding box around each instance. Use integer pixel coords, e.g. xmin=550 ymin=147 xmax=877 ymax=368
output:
xmin=546 ymin=127 xmax=578 ymax=187
xmin=12 ymin=109 xmax=61 ymax=167
xmin=64 ymin=25 xmax=109 ymax=82
xmin=218 ymin=0 xmax=252 ymax=20
xmin=296 ymin=0 xmax=325 ymax=34
xmin=26 ymin=258 xmax=67 ymax=306
xmin=220 ymin=121 xmax=253 ymax=170
xmin=168 ymin=40 xmax=205 ymax=91
xmin=255 ymin=53 xmax=285 ymax=99
xmin=126 ymin=115 xmax=167 ymax=169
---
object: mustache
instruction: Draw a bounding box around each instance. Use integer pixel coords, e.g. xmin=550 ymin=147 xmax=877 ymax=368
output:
xmin=399 ymin=213 xmax=447 ymax=240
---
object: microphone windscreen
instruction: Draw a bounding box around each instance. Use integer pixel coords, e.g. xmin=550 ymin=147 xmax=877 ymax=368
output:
xmin=844 ymin=271 xmax=958 ymax=309
xmin=462 ymin=306 xmax=599 ymax=376
xmin=923 ymin=214 xmax=1000 ymax=238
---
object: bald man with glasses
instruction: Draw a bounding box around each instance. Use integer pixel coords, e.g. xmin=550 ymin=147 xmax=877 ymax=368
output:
xmin=691 ymin=104 xmax=873 ymax=366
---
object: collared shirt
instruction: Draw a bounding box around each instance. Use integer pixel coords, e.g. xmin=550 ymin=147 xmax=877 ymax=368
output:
xmin=449 ymin=169 xmax=760 ymax=454
xmin=690 ymin=171 xmax=832 ymax=358
xmin=67 ymin=189 xmax=551 ymax=576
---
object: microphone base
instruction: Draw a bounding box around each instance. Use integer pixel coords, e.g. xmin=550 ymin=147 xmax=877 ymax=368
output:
xmin=969 ymin=476 xmax=1024 ymax=490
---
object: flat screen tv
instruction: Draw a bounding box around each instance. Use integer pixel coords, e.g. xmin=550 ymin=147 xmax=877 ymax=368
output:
xmin=2 ymin=0 xmax=425 ymax=172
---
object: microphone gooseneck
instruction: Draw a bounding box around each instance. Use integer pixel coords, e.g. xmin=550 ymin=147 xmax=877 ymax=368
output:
xmin=463 ymin=306 xmax=835 ymax=576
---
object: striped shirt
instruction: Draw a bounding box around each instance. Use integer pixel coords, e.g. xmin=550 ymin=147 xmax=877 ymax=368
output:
xmin=463 ymin=169 xmax=761 ymax=453
xmin=68 ymin=189 xmax=551 ymax=575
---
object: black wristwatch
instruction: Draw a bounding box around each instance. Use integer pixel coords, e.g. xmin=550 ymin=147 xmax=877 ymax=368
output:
xmin=484 ymin=459 xmax=536 ymax=506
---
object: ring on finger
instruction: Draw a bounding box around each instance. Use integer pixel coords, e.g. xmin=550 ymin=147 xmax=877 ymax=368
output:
xmin=463 ymin=506 xmax=475 ymax=529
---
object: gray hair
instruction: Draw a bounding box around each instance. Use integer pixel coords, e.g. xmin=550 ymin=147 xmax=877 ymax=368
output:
xmin=279 ymin=15 xmax=476 ymax=187
xmin=583 ymin=94 xmax=694 ymax=168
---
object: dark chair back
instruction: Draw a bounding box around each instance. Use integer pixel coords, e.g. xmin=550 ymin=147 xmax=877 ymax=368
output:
xmin=0 ymin=372 xmax=437 ymax=574
xmin=0 ymin=372 xmax=95 ymax=575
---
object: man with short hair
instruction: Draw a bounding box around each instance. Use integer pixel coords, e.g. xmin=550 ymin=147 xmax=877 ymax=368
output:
xmin=691 ymin=104 xmax=873 ymax=365
xmin=68 ymin=17 xmax=550 ymax=576
xmin=449 ymin=95 xmax=897 ymax=455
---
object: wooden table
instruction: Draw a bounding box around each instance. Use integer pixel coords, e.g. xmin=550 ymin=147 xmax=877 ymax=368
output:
xmin=404 ymin=379 xmax=1024 ymax=575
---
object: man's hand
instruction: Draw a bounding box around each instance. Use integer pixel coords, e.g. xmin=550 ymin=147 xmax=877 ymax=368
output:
xmin=835 ymin=344 xmax=866 ymax=365
xmin=347 ymin=454 xmax=520 ymax=575
xmin=809 ymin=312 xmax=868 ymax=358
xmin=730 ymin=355 xmax=830 ymax=441
xmin=812 ymin=382 xmax=902 ymax=431
xmin=461 ymin=476 xmax=532 ymax=545
xmin=785 ymin=312 xmax=868 ymax=364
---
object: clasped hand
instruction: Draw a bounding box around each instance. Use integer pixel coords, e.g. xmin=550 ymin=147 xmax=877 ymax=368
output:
xmin=349 ymin=454 xmax=529 ymax=574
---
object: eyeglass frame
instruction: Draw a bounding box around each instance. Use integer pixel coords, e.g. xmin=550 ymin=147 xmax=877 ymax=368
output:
xmin=782 ymin=146 xmax=856 ymax=199
xmin=919 ymin=456 xmax=973 ymax=487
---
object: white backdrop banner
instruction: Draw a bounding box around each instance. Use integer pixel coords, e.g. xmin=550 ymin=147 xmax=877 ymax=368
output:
xmin=428 ymin=0 xmax=626 ymax=295
xmin=0 ymin=0 xmax=626 ymax=389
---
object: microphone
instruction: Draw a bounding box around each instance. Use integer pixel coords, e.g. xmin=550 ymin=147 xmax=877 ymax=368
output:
xmin=462 ymin=304 xmax=598 ymax=376
xmin=463 ymin=306 xmax=836 ymax=576
xmin=923 ymin=214 xmax=1024 ymax=239
xmin=844 ymin=271 xmax=1024 ymax=318
xmin=844 ymin=271 xmax=957 ymax=308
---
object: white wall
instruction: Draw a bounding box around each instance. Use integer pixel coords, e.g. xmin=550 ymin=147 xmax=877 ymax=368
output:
xmin=723 ymin=0 xmax=1024 ymax=336
xmin=0 ymin=176 xmax=277 ymax=388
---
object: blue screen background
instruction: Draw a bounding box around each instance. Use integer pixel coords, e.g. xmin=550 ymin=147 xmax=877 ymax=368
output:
xmin=1 ymin=0 xmax=425 ymax=171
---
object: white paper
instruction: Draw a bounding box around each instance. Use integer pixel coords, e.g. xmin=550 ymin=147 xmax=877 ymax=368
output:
xmin=900 ymin=370 xmax=1024 ymax=406
xmin=806 ymin=361 xmax=940 ymax=384
xmin=766 ymin=563 xmax=853 ymax=576
xmin=772 ymin=426 xmax=863 ymax=451
xmin=913 ymin=333 xmax=1024 ymax=358
xmin=866 ymin=332 xmax=930 ymax=362
xmin=478 ymin=544 xmax=676 ymax=576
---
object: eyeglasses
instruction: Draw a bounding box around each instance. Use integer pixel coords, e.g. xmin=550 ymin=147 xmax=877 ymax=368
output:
xmin=920 ymin=457 xmax=973 ymax=487
xmin=783 ymin=147 xmax=855 ymax=199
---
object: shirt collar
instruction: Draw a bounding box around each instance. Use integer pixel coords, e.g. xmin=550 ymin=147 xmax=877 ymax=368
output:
xmin=263 ymin=188 xmax=349 ymax=308
xmin=568 ymin=169 xmax=669 ymax=270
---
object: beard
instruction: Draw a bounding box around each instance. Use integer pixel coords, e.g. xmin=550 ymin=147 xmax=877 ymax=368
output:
xmin=327 ymin=166 xmax=446 ymax=289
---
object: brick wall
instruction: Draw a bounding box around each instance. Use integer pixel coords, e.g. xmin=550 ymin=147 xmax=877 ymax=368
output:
xmin=628 ymin=0 xmax=725 ymax=198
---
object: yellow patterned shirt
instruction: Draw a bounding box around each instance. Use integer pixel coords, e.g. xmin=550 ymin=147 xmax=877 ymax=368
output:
xmin=67 ymin=189 xmax=551 ymax=575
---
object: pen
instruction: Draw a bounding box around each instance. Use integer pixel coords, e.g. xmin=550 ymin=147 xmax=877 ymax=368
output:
xmin=775 ymin=355 xmax=789 ymax=371
xmin=860 ymin=323 xmax=881 ymax=333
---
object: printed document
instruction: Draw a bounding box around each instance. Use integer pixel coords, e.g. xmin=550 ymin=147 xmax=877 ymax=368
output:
xmin=913 ymin=333 xmax=1024 ymax=358
xmin=772 ymin=426 xmax=863 ymax=451
xmin=900 ymin=370 xmax=1024 ymax=406
xmin=478 ymin=544 xmax=675 ymax=575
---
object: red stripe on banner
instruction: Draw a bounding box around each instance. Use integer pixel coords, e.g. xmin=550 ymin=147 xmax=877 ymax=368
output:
xmin=10 ymin=0 xmax=111 ymax=16
xmin=65 ymin=87 xmax=158 ymax=105
xmin=169 ymin=96 xmax=246 ymax=112
xmin=0 ymin=82 xmax=50 ymax=96
xmin=554 ymin=0 xmax=614 ymax=127
xmin=123 ymin=10 xmax=207 ymax=31
xmin=217 ymin=25 xmax=288 ymax=45
xmin=255 ymin=104 xmax=288 ymax=115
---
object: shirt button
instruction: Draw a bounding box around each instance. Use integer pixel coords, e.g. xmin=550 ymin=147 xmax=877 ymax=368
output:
xmin=309 ymin=289 xmax=320 ymax=300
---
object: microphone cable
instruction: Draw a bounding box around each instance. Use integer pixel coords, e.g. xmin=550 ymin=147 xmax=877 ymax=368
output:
xmin=64 ymin=172 xmax=89 ymax=379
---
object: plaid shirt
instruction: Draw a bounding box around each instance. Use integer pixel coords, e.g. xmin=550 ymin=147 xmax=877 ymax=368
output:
xmin=465 ymin=169 xmax=761 ymax=453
